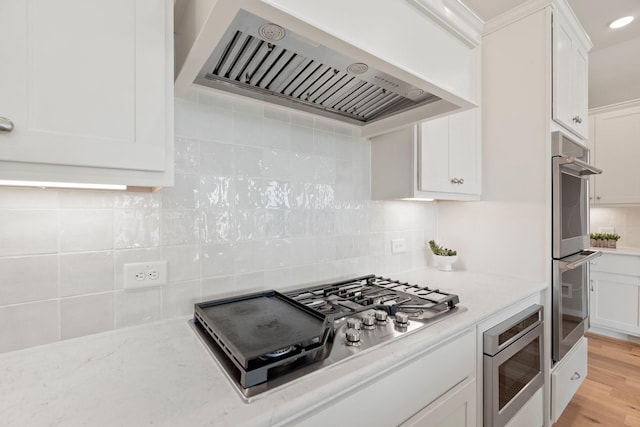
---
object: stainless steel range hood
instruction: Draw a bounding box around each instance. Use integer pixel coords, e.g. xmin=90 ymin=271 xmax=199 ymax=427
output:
xmin=174 ymin=0 xmax=482 ymax=137
xmin=195 ymin=10 xmax=440 ymax=126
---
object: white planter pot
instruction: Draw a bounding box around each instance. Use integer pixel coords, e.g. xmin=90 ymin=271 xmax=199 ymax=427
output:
xmin=433 ymin=255 xmax=458 ymax=272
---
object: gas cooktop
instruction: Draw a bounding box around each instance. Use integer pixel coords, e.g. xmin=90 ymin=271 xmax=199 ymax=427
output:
xmin=191 ymin=274 xmax=465 ymax=400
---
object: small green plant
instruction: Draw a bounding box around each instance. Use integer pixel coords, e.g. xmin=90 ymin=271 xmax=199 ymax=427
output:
xmin=429 ymin=240 xmax=457 ymax=256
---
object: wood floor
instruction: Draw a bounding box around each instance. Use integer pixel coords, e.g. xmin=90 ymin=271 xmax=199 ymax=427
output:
xmin=554 ymin=333 xmax=640 ymax=427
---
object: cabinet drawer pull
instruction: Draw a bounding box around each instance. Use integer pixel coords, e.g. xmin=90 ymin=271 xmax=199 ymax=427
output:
xmin=572 ymin=116 xmax=583 ymax=124
xmin=0 ymin=117 xmax=14 ymax=134
xmin=570 ymin=371 xmax=581 ymax=380
xmin=458 ymin=178 xmax=464 ymax=184
xmin=450 ymin=178 xmax=459 ymax=184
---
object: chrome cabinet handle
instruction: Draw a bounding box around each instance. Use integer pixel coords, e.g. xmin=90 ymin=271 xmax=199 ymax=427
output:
xmin=596 ymin=196 xmax=601 ymax=200
xmin=0 ymin=117 xmax=14 ymax=134
xmin=450 ymin=178 xmax=459 ymax=184
xmin=458 ymin=178 xmax=464 ymax=184
xmin=572 ymin=116 xmax=583 ymax=124
xmin=570 ymin=371 xmax=581 ymax=380
xmin=590 ymin=280 xmax=594 ymax=292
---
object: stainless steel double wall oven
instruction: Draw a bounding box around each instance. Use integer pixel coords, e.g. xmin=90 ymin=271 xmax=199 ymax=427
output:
xmin=551 ymin=131 xmax=602 ymax=363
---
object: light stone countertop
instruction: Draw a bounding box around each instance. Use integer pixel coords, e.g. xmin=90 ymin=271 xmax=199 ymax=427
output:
xmin=0 ymin=269 xmax=547 ymax=427
xmin=591 ymin=246 xmax=640 ymax=256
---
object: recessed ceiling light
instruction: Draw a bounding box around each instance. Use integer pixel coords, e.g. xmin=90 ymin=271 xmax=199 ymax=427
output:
xmin=609 ymin=16 xmax=634 ymax=29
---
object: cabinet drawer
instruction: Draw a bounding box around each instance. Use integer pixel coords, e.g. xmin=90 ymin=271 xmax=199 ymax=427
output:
xmin=551 ymin=337 xmax=588 ymax=421
xmin=590 ymin=254 xmax=640 ymax=275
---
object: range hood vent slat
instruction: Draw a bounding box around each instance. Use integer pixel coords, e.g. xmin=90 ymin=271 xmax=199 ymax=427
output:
xmin=196 ymin=11 xmax=443 ymax=124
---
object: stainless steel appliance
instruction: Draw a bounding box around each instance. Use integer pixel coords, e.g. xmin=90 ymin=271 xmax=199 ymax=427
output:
xmin=552 ymin=131 xmax=602 ymax=259
xmin=551 ymin=130 xmax=602 ymax=363
xmin=483 ymin=305 xmax=544 ymax=427
xmin=191 ymin=274 xmax=464 ymax=400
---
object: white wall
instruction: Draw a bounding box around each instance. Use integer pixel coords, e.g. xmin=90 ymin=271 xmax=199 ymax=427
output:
xmin=0 ymin=88 xmax=438 ymax=353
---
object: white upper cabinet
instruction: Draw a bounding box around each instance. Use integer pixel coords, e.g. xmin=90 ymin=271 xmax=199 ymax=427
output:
xmin=371 ymin=109 xmax=480 ymax=201
xmin=552 ymin=5 xmax=590 ymax=139
xmin=419 ymin=109 xmax=480 ymax=196
xmin=0 ymin=0 xmax=174 ymax=187
xmin=590 ymin=103 xmax=640 ymax=204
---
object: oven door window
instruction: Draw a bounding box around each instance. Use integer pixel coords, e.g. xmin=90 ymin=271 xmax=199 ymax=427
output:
xmin=560 ymin=170 xmax=587 ymax=240
xmin=498 ymin=337 xmax=541 ymax=410
xmin=560 ymin=265 xmax=587 ymax=340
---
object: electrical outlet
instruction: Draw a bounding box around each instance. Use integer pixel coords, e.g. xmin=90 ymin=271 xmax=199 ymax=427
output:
xmin=391 ymin=238 xmax=407 ymax=254
xmin=124 ymin=261 xmax=168 ymax=289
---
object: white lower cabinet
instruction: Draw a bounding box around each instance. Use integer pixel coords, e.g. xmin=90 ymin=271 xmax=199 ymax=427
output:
xmin=283 ymin=328 xmax=475 ymax=426
xmin=401 ymin=378 xmax=476 ymax=427
xmin=590 ymin=253 xmax=640 ymax=336
xmin=551 ymin=337 xmax=587 ymax=422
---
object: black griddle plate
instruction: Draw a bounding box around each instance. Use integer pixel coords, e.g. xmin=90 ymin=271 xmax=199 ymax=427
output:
xmin=194 ymin=290 xmax=329 ymax=370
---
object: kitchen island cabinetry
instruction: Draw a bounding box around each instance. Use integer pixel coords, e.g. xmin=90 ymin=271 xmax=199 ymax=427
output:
xmin=552 ymin=5 xmax=589 ymax=139
xmin=371 ymin=109 xmax=480 ymax=201
xmin=0 ymin=0 xmax=174 ymax=188
xmin=589 ymin=102 xmax=640 ymax=204
xmin=590 ymin=252 xmax=640 ymax=336
xmin=286 ymin=328 xmax=476 ymax=426
xmin=401 ymin=378 xmax=476 ymax=427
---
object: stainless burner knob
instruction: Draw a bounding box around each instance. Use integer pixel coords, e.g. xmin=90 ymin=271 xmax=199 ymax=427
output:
xmin=362 ymin=315 xmax=376 ymax=329
xmin=375 ymin=310 xmax=388 ymax=323
xmin=345 ymin=328 xmax=361 ymax=346
xmin=346 ymin=318 xmax=362 ymax=330
xmin=395 ymin=312 xmax=409 ymax=327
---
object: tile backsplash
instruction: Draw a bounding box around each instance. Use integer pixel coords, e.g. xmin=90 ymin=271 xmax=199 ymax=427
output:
xmin=591 ymin=207 xmax=640 ymax=247
xmin=0 ymin=88 xmax=438 ymax=353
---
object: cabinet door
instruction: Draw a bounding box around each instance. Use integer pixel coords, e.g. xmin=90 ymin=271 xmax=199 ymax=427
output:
xmin=418 ymin=109 xmax=480 ymax=196
xmin=590 ymin=272 xmax=640 ymax=335
xmin=0 ymin=0 xmax=168 ymax=172
xmin=419 ymin=116 xmax=454 ymax=193
xmin=552 ymin=13 xmax=588 ymax=139
xmin=401 ymin=379 xmax=476 ymax=427
xmin=593 ymin=107 xmax=640 ymax=204
xmin=450 ymin=109 xmax=480 ymax=195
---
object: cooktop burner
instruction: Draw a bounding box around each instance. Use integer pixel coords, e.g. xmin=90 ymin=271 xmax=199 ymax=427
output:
xmin=191 ymin=274 xmax=465 ymax=400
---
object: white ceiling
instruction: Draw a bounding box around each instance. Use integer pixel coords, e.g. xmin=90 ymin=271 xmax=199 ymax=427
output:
xmin=461 ymin=0 xmax=640 ymax=107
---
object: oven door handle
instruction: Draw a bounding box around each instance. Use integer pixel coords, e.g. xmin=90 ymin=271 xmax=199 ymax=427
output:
xmin=561 ymin=250 xmax=603 ymax=269
xmin=557 ymin=155 xmax=603 ymax=176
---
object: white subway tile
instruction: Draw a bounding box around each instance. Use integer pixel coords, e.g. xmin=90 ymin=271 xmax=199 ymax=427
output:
xmin=115 ymin=288 xmax=161 ymax=328
xmin=290 ymin=125 xmax=314 ymax=153
xmin=201 ymin=244 xmax=235 ymax=278
xmin=200 ymin=209 xmax=234 ymax=244
xmin=235 ymin=272 xmax=264 ymax=292
xmin=234 ymin=145 xmax=264 ymax=177
xmin=263 ymin=149 xmax=290 ymax=181
xmin=200 ymin=176 xmax=234 ymax=209
xmin=161 ymin=173 xmax=199 ymax=209
xmin=264 ymin=180 xmax=290 ymax=209
xmin=162 ymin=245 xmax=200 ymax=283
xmin=263 ymin=117 xmax=291 ymax=150
xmin=0 ymin=300 xmax=59 ymax=352
xmin=174 ymin=137 xmax=200 ymax=174
xmin=233 ymin=113 xmax=264 ymax=146
xmin=113 ymin=191 xmax=161 ymax=209
xmin=201 ymin=276 xmax=236 ymax=300
xmin=0 ymin=210 xmax=58 ymax=256
xmin=59 ymin=210 xmax=113 ymax=252
xmin=235 ymin=209 xmax=265 ymax=241
xmin=60 ymin=251 xmax=114 ymax=297
xmin=234 ymin=177 xmax=264 ymax=209
xmin=114 ymin=209 xmax=160 ymax=249
xmin=314 ymin=237 xmax=335 ymax=262
xmin=314 ymin=156 xmax=335 ymax=184
xmin=162 ymin=280 xmax=200 ymax=318
xmin=0 ymin=255 xmax=58 ymax=305
xmin=264 ymin=239 xmax=292 ymax=270
xmin=200 ymin=141 xmax=234 ymax=176
xmin=0 ymin=188 xmax=58 ymax=208
xmin=335 ymin=235 xmax=354 ymax=259
xmin=234 ymin=240 xmax=265 ymax=274
xmin=61 ymin=293 xmax=114 ymax=339
xmin=59 ymin=190 xmax=114 ymax=208
xmin=264 ymin=210 xmax=286 ymax=239
xmin=160 ymin=210 xmax=199 ymax=246
xmin=313 ymin=129 xmax=335 ymax=157
xmin=290 ymin=238 xmax=315 ymax=266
